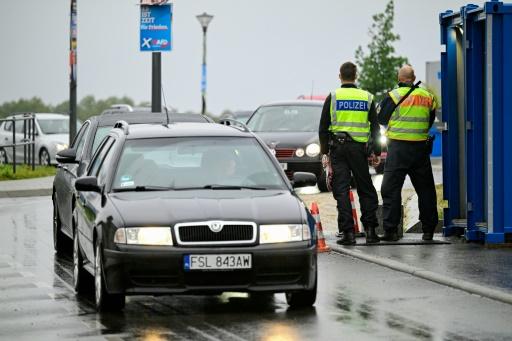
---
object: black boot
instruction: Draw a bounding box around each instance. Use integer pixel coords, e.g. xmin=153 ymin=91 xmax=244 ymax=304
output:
xmin=366 ymin=226 xmax=380 ymax=244
xmin=337 ymin=230 xmax=356 ymax=245
xmin=380 ymin=230 xmax=399 ymax=242
xmin=422 ymin=232 xmax=434 ymax=241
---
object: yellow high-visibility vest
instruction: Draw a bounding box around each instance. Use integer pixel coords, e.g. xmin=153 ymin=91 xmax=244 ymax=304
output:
xmin=386 ymin=87 xmax=436 ymax=141
xmin=329 ymin=87 xmax=373 ymax=143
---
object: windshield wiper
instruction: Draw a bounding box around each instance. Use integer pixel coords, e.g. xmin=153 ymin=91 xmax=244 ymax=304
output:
xmin=112 ymin=185 xmax=172 ymax=193
xmin=174 ymin=185 xmax=267 ymax=191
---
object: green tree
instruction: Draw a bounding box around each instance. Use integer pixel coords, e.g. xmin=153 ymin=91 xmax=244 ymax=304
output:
xmin=0 ymin=97 xmax=52 ymax=118
xmin=355 ymin=0 xmax=408 ymax=100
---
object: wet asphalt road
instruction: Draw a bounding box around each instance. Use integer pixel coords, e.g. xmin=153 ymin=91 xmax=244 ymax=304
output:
xmin=1 ymin=196 xmax=512 ymax=341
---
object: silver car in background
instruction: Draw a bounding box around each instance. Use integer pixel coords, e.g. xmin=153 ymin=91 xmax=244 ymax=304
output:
xmin=0 ymin=113 xmax=81 ymax=166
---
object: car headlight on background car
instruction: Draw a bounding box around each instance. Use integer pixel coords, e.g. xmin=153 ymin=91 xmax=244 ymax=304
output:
xmin=379 ymin=126 xmax=387 ymax=145
xmin=114 ymin=227 xmax=173 ymax=246
xmin=259 ymin=224 xmax=311 ymax=244
xmin=295 ymin=148 xmax=305 ymax=157
xmin=55 ymin=143 xmax=68 ymax=152
xmin=305 ymin=143 xmax=320 ymax=157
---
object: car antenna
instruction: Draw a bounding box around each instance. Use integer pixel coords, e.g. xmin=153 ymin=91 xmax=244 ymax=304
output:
xmin=161 ymin=84 xmax=171 ymax=127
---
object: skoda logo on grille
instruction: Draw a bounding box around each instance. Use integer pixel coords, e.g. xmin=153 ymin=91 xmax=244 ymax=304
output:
xmin=209 ymin=221 xmax=223 ymax=233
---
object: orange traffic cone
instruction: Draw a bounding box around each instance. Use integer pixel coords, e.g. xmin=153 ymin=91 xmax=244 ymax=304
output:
xmin=310 ymin=202 xmax=331 ymax=253
xmin=350 ymin=190 xmax=365 ymax=237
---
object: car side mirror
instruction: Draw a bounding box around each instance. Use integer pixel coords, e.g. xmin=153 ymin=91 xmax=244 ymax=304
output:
xmin=75 ymin=176 xmax=102 ymax=193
xmin=292 ymin=172 xmax=317 ymax=188
xmin=56 ymin=148 xmax=78 ymax=164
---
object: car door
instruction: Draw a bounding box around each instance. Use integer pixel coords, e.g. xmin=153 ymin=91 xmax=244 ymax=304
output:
xmin=56 ymin=121 xmax=91 ymax=235
xmin=1 ymin=120 xmax=14 ymax=161
xmin=76 ymin=136 xmax=115 ymax=264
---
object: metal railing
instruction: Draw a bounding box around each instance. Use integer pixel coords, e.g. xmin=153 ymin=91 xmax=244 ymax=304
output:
xmin=0 ymin=113 xmax=36 ymax=173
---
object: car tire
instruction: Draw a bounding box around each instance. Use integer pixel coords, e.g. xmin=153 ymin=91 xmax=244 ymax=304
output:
xmin=374 ymin=161 xmax=385 ymax=175
xmin=53 ymin=199 xmax=67 ymax=254
xmin=0 ymin=148 xmax=7 ymax=165
xmin=73 ymin=229 xmax=88 ymax=294
xmin=39 ymin=148 xmax=50 ymax=166
xmin=285 ymin=277 xmax=317 ymax=308
xmin=317 ymin=170 xmax=329 ymax=192
xmin=94 ymin=242 xmax=125 ymax=311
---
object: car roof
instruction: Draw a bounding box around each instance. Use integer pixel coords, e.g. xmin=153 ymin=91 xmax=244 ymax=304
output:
xmin=98 ymin=111 xmax=209 ymax=126
xmin=258 ymin=100 xmax=324 ymax=107
xmin=122 ymin=122 xmax=251 ymax=140
xmin=8 ymin=113 xmax=69 ymax=119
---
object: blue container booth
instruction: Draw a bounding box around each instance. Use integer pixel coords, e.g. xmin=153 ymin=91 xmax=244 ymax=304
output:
xmin=440 ymin=1 xmax=512 ymax=244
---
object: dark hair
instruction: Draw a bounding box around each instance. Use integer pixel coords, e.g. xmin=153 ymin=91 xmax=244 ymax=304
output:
xmin=340 ymin=62 xmax=357 ymax=81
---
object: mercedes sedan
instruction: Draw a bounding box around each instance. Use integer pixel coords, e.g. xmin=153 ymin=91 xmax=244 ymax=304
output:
xmin=72 ymin=121 xmax=318 ymax=311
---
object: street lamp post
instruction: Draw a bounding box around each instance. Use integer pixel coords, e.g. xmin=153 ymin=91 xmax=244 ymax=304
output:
xmin=196 ymin=12 xmax=213 ymax=115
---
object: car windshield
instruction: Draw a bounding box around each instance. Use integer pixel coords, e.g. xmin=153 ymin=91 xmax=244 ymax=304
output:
xmin=246 ymin=105 xmax=322 ymax=132
xmin=38 ymin=118 xmax=73 ymax=134
xmin=93 ymin=126 xmax=112 ymax=154
xmin=112 ymin=137 xmax=287 ymax=191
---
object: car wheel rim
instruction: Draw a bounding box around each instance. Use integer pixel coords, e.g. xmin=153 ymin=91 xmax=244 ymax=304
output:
xmin=95 ymin=245 xmax=102 ymax=307
xmin=40 ymin=150 xmax=49 ymax=166
xmin=73 ymin=233 xmax=79 ymax=288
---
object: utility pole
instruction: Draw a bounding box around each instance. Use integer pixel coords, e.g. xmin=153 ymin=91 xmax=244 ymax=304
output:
xmin=69 ymin=0 xmax=78 ymax=144
xmin=152 ymin=52 xmax=162 ymax=112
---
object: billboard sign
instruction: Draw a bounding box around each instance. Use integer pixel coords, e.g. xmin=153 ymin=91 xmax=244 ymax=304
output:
xmin=140 ymin=4 xmax=172 ymax=52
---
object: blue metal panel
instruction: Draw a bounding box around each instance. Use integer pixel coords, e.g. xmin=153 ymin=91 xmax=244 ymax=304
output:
xmin=440 ymin=13 xmax=463 ymax=236
xmin=441 ymin=1 xmax=512 ymax=244
xmin=463 ymin=7 xmax=486 ymax=241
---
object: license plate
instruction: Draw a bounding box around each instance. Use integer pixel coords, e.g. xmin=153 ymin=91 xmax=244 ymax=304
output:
xmin=280 ymin=163 xmax=288 ymax=170
xmin=184 ymin=254 xmax=252 ymax=271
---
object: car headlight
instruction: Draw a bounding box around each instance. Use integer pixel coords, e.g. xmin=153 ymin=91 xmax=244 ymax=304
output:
xmin=305 ymin=143 xmax=320 ymax=157
xmin=379 ymin=135 xmax=387 ymax=145
xmin=259 ymin=224 xmax=311 ymax=244
xmin=114 ymin=227 xmax=173 ymax=246
xmin=295 ymin=148 xmax=305 ymax=157
xmin=55 ymin=143 xmax=68 ymax=152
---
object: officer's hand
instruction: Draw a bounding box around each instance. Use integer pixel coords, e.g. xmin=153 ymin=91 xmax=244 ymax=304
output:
xmin=321 ymin=154 xmax=330 ymax=168
xmin=370 ymin=155 xmax=381 ymax=167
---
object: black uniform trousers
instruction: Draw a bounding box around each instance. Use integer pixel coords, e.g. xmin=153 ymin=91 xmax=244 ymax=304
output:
xmin=381 ymin=139 xmax=438 ymax=233
xmin=330 ymin=141 xmax=379 ymax=233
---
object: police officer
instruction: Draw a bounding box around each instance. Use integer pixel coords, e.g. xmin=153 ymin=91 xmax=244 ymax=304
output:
xmin=319 ymin=62 xmax=381 ymax=245
xmin=378 ymin=65 xmax=438 ymax=241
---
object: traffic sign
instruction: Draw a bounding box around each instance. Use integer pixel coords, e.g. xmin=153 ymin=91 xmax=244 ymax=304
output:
xmin=140 ymin=4 xmax=172 ymax=52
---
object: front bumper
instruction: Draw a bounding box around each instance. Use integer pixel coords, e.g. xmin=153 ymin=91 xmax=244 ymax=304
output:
xmin=278 ymin=159 xmax=322 ymax=179
xmin=102 ymin=243 xmax=317 ymax=295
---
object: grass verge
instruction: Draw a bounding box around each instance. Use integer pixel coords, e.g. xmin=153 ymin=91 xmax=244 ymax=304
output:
xmin=0 ymin=165 xmax=56 ymax=181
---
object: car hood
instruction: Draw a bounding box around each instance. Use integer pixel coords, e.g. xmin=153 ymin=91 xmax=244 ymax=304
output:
xmin=109 ymin=190 xmax=306 ymax=227
xmin=251 ymin=131 xmax=318 ymax=148
xmin=41 ymin=134 xmax=69 ymax=144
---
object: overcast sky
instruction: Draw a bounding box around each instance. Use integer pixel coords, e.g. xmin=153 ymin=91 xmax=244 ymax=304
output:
xmin=0 ymin=0 xmax=485 ymax=115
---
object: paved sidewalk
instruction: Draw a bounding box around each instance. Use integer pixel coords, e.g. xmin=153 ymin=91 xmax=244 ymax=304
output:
xmin=326 ymin=233 xmax=512 ymax=305
xmin=0 ymin=176 xmax=54 ymax=198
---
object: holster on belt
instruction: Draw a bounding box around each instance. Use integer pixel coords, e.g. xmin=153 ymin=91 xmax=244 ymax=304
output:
xmin=329 ymin=132 xmax=352 ymax=146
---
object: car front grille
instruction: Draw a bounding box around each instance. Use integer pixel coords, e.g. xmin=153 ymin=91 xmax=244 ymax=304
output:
xmin=275 ymin=148 xmax=296 ymax=159
xmin=175 ymin=221 xmax=257 ymax=246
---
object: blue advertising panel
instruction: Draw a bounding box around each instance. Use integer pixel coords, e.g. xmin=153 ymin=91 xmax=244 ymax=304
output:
xmin=140 ymin=4 xmax=172 ymax=52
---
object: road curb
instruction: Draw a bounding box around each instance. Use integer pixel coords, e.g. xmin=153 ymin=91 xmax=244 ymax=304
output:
xmin=0 ymin=188 xmax=52 ymax=198
xmin=330 ymin=244 xmax=512 ymax=306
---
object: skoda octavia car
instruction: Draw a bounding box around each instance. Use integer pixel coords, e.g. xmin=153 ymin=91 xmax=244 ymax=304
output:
xmin=72 ymin=121 xmax=317 ymax=310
